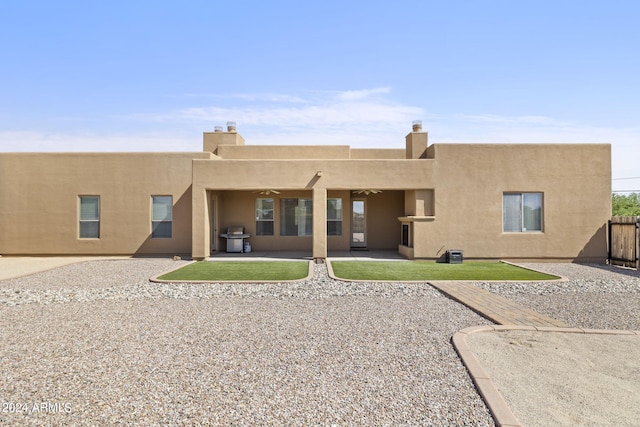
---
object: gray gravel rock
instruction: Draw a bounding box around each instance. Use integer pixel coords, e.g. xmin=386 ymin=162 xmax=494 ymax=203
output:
xmin=0 ymin=259 xmax=494 ymax=426
xmin=477 ymin=263 xmax=640 ymax=330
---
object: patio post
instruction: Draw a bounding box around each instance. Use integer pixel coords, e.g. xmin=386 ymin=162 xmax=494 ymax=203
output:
xmin=312 ymin=187 xmax=327 ymax=260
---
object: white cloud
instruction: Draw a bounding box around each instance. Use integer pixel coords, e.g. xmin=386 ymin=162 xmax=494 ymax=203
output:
xmin=179 ymin=92 xmax=309 ymax=104
xmin=335 ymin=87 xmax=392 ymax=101
xmin=3 ymin=87 xmax=639 ymax=191
xmin=173 ymin=88 xmax=424 ymax=146
xmin=179 ymin=102 xmax=421 ymax=131
xmin=0 ymin=131 xmax=199 ymax=153
xmin=455 ymin=114 xmax=564 ymax=126
xmin=229 ymin=93 xmax=310 ymax=104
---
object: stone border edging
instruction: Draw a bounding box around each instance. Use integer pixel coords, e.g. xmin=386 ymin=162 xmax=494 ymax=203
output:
xmin=325 ymin=259 xmax=566 ymax=283
xmin=452 ymin=325 xmax=640 ymax=427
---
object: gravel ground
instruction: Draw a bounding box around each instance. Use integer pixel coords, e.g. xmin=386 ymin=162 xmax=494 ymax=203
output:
xmin=478 ymin=263 xmax=640 ymax=330
xmin=0 ymin=259 xmax=494 ymax=426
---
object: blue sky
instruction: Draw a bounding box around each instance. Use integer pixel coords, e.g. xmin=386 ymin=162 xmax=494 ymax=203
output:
xmin=1 ymin=0 xmax=638 ymax=192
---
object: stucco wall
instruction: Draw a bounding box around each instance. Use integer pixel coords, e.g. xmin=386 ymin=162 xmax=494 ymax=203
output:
xmin=0 ymin=152 xmax=210 ymax=255
xmin=350 ymin=149 xmax=405 ymax=159
xmin=191 ymin=144 xmax=610 ymax=260
xmin=361 ymin=191 xmax=404 ymax=249
xmin=409 ymin=143 xmax=611 ymax=261
xmin=192 ymin=158 xmax=436 ymax=190
xmin=191 ymin=158 xmax=435 ymax=258
xmin=0 ymin=140 xmax=611 ymax=262
xmin=217 ymin=145 xmax=351 ymax=160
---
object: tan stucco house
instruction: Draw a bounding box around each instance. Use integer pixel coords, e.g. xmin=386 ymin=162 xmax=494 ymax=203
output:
xmin=0 ymin=122 xmax=611 ymax=262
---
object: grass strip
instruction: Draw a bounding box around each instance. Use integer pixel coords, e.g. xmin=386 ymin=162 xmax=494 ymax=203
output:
xmin=158 ymin=261 xmax=309 ymax=281
xmin=330 ymin=261 xmax=559 ymax=281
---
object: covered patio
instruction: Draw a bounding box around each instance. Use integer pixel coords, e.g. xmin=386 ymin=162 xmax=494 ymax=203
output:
xmin=206 ymin=249 xmax=407 ymax=262
xmin=199 ymin=189 xmax=407 ymax=260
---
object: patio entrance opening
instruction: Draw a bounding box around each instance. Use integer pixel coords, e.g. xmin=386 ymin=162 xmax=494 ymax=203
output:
xmin=351 ymin=199 xmax=366 ymax=248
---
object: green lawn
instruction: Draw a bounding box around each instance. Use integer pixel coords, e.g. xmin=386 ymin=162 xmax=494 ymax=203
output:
xmin=330 ymin=261 xmax=559 ymax=281
xmin=157 ymin=261 xmax=309 ymax=281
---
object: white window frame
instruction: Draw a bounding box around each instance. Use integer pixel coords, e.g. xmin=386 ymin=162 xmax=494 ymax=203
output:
xmin=152 ymin=195 xmax=173 ymax=238
xmin=503 ymin=192 xmax=543 ymax=233
xmin=327 ymin=198 xmax=342 ymax=236
xmin=256 ymin=198 xmax=274 ymax=236
xmin=79 ymin=195 xmax=100 ymax=239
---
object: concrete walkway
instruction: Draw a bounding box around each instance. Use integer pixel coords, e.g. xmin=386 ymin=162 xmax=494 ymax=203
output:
xmin=0 ymin=256 xmax=128 ymax=280
xmin=429 ymin=281 xmax=570 ymax=327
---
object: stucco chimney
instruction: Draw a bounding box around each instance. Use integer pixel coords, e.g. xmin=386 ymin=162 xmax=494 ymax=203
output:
xmin=203 ymin=122 xmax=245 ymax=153
xmin=406 ymin=120 xmax=428 ymax=159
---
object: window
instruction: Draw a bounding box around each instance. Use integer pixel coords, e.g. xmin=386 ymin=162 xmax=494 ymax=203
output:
xmin=503 ymin=193 xmax=543 ymax=232
xmin=152 ymin=196 xmax=172 ymax=238
xmin=79 ymin=196 xmax=100 ymax=238
xmin=402 ymin=223 xmax=410 ymax=247
xmin=280 ymin=198 xmax=312 ymax=236
xmin=327 ymin=198 xmax=342 ymax=236
xmin=256 ymin=198 xmax=274 ymax=236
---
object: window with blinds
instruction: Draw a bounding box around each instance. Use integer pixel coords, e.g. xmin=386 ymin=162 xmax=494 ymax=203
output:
xmin=503 ymin=192 xmax=543 ymax=232
xmin=79 ymin=196 xmax=100 ymax=238
xmin=280 ymin=198 xmax=312 ymax=236
xmin=327 ymin=198 xmax=342 ymax=236
xmin=256 ymin=198 xmax=274 ymax=236
xmin=152 ymin=196 xmax=173 ymax=238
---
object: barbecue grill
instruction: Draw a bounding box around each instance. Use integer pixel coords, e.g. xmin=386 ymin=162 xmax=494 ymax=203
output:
xmin=220 ymin=226 xmax=251 ymax=253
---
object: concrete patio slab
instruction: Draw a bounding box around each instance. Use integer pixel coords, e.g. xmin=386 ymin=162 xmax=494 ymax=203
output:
xmin=207 ymin=250 xmax=313 ymax=261
xmin=455 ymin=326 xmax=640 ymax=427
xmin=208 ymin=249 xmax=407 ymax=262
xmin=0 ymin=256 xmax=126 ymax=281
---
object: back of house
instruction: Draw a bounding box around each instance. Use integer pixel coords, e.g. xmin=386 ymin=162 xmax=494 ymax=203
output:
xmin=0 ymin=123 xmax=611 ymax=262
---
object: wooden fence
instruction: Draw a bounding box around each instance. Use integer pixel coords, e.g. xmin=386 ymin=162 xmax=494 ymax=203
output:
xmin=609 ymin=216 xmax=640 ymax=269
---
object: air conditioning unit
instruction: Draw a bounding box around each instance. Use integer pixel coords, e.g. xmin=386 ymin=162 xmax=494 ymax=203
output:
xmin=446 ymin=249 xmax=463 ymax=264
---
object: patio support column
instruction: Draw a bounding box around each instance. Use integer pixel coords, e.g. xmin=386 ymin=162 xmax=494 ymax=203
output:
xmin=312 ymin=187 xmax=327 ymax=259
xmin=192 ymin=186 xmax=210 ymax=260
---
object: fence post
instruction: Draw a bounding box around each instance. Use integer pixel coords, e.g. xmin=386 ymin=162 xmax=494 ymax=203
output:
xmin=607 ymin=219 xmax=612 ymax=265
xmin=636 ymin=217 xmax=640 ymax=270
